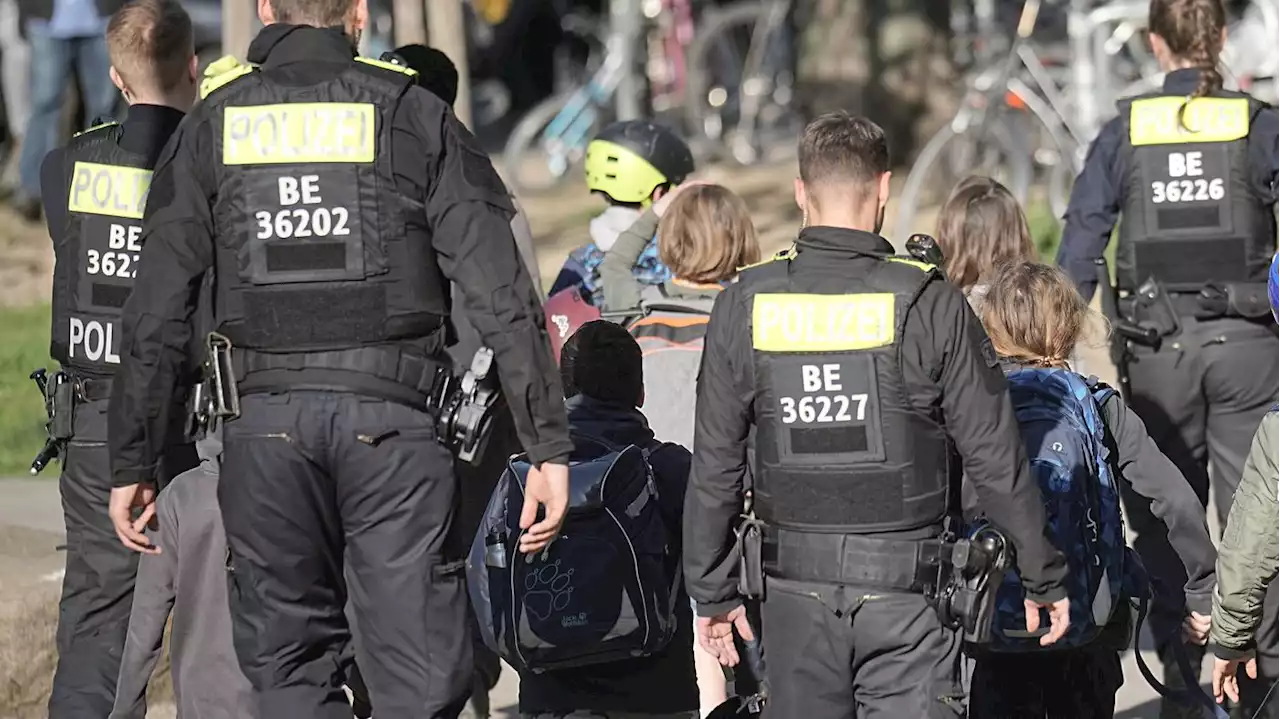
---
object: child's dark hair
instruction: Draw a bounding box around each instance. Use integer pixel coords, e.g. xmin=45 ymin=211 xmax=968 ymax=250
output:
xmin=559 ymin=320 xmax=644 ymax=406
xmin=1149 ymin=0 xmax=1226 ymax=128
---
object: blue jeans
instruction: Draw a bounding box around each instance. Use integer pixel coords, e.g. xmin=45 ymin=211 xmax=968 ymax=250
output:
xmin=18 ymin=25 xmax=118 ymax=200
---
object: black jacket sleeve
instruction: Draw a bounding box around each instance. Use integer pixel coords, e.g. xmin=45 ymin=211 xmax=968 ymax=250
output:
xmin=108 ymin=115 xmax=215 ymax=488
xmin=1248 ymin=105 xmax=1278 ymax=206
xmin=907 ymin=279 xmax=1069 ymax=604
xmin=1101 ymin=392 xmax=1217 ymax=613
xmin=1057 ymin=117 xmax=1125 ymax=302
xmin=403 ymin=92 xmax=572 ymax=466
xmin=684 ymin=288 xmax=752 ymax=616
xmin=40 ymin=147 xmax=67 ymax=245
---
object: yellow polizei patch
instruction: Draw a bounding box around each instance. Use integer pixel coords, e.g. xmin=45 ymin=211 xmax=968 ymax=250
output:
xmin=753 ymin=293 xmax=895 ymax=352
xmin=67 ymin=162 xmax=153 ymax=219
xmin=1129 ymin=96 xmax=1251 ymax=146
xmin=223 ymin=103 xmax=376 ymax=165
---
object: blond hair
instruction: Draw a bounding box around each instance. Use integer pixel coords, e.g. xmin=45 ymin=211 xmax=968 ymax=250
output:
xmin=935 ymin=176 xmax=1035 ymax=292
xmin=980 ymin=262 xmax=1105 ymax=368
xmin=657 ymin=184 xmax=761 ymax=284
xmin=106 ymin=0 xmax=193 ymax=94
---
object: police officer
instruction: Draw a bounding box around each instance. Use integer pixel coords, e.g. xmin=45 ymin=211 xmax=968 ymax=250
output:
xmin=684 ymin=112 xmax=1071 ymax=718
xmin=1056 ymin=1 xmax=1278 ymax=713
xmin=39 ymin=1 xmax=199 ymax=715
xmin=104 ymin=4 xmax=574 ymax=718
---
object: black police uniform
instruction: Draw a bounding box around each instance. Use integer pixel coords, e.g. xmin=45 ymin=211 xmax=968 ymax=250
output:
xmin=106 ymin=24 xmax=573 ymax=719
xmin=685 ymin=227 xmax=1069 ymax=718
xmin=40 ymin=104 xmax=198 ymax=719
xmin=1057 ymin=69 xmax=1279 ymax=718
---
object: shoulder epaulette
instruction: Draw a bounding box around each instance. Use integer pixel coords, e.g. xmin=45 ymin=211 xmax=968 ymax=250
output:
xmin=738 ymin=244 xmax=797 ymax=273
xmin=885 ymin=256 xmax=936 ymax=272
xmin=72 ymin=121 xmax=118 ymax=139
xmin=200 ymin=55 xmax=257 ymax=99
xmin=355 ymin=56 xmax=419 ymax=79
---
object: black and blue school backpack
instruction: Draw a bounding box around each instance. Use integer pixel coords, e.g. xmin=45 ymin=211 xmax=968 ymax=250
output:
xmin=466 ymin=434 xmax=681 ymax=673
xmin=985 ymin=368 xmax=1130 ymax=650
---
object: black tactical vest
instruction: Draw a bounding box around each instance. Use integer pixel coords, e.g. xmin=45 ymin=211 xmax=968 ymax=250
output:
xmin=50 ymin=123 xmax=152 ymax=376
xmin=741 ymin=251 xmax=953 ymax=533
xmin=1117 ymin=91 xmax=1275 ymax=292
xmin=202 ymin=59 xmax=449 ymax=354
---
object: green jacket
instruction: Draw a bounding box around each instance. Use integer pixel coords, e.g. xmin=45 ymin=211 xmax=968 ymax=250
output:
xmin=1210 ymin=410 xmax=1280 ymax=660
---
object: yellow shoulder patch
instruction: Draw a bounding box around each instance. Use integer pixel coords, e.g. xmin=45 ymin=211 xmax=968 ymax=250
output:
xmin=738 ymin=245 xmax=797 ymax=273
xmin=200 ymin=56 xmax=256 ymax=99
xmin=1129 ymin=96 xmax=1251 ymax=146
xmin=72 ymin=121 xmax=119 ymax=139
xmin=885 ymin=256 xmax=936 ymax=272
xmin=753 ymin=293 xmax=896 ymax=352
xmin=355 ymin=56 xmax=419 ymax=78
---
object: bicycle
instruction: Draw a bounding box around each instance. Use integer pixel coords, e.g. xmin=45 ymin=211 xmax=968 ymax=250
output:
xmin=893 ymin=0 xmax=1160 ymax=237
xmin=501 ymin=0 xmax=696 ymax=195
xmin=683 ymin=0 xmax=800 ymax=166
xmin=894 ymin=0 xmax=1278 ymax=238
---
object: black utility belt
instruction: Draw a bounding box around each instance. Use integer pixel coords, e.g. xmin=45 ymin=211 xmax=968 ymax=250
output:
xmin=234 ymin=347 xmax=453 ymax=411
xmin=761 ymin=526 xmax=949 ymax=592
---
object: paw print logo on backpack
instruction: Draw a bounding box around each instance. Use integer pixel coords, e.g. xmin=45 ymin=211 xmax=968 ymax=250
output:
xmin=524 ymin=559 xmax=574 ymax=621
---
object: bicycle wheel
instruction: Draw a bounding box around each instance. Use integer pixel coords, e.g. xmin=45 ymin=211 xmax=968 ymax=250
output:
xmin=892 ymin=112 xmax=1034 ymax=240
xmin=684 ymin=0 xmax=800 ymax=165
xmin=501 ymin=93 xmax=605 ymax=196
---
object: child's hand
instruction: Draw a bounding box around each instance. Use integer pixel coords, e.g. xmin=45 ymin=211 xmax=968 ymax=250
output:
xmin=1182 ymin=611 xmax=1211 ymax=645
xmin=653 ymin=180 xmax=712 ymax=217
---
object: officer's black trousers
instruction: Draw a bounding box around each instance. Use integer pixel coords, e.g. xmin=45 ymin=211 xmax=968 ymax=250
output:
xmin=759 ymin=578 xmax=964 ymax=718
xmin=1122 ymin=315 xmax=1279 ymax=719
xmin=47 ymin=399 xmax=137 ymax=718
xmin=219 ymin=391 xmax=472 ymax=719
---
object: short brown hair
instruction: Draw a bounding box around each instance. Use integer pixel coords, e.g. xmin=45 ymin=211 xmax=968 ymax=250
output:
xmin=798 ymin=112 xmax=889 ymax=191
xmin=980 ymin=261 xmax=1105 ymax=368
xmin=657 ymin=185 xmax=761 ymax=284
xmin=269 ymin=0 xmax=352 ymax=28
xmin=935 ymin=176 xmax=1035 ymax=292
xmin=107 ymin=0 xmax=193 ymax=94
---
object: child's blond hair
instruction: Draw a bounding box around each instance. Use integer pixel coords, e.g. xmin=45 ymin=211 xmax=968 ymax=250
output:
xmin=657 ymin=185 xmax=760 ymax=284
xmin=980 ymin=261 xmax=1106 ymax=368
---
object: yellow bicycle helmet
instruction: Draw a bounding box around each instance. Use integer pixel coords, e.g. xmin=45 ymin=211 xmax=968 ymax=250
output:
xmin=585 ymin=120 xmax=695 ymax=206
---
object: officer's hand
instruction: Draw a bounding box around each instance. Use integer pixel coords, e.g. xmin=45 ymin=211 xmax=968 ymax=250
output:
xmin=1182 ymin=611 xmax=1212 ymax=645
xmin=1213 ymin=655 xmax=1257 ymax=704
xmin=696 ymin=605 xmax=753 ymax=667
xmin=652 ymin=180 xmax=712 ymax=218
xmin=108 ymin=483 xmax=161 ymax=555
xmin=1023 ymin=596 xmax=1070 ymax=646
xmin=518 ymin=462 xmax=569 ymax=554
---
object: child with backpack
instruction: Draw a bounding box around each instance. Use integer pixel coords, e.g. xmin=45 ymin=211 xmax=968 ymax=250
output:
xmin=599 ymin=182 xmax=759 ymax=447
xmin=967 ymin=261 xmax=1218 ymax=718
xmin=469 ymin=320 xmax=699 ymax=719
xmin=599 ymin=183 xmax=760 ymax=713
xmin=548 ymin=120 xmax=695 ymax=308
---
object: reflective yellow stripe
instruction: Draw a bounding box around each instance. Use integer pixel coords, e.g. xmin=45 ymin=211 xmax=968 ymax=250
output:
xmin=752 ymin=293 xmax=896 ymax=352
xmin=222 ymin=103 xmax=377 ymax=165
xmin=886 ymin=257 xmax=935 ymax=272
xmin=738 ymin=245 xmax=797 ymax=272
xmin=72 ymin=121 xmax=118 ymax=139
xmin=67 ymin=162 xmax=153 ymax=219
xmin=1129 ymin=96 xmax=1251 ymax=146
xmin=355 ymin=56 xmax=419 ymax=78
xmin=201 ymin=58 xmax=255 ymax=99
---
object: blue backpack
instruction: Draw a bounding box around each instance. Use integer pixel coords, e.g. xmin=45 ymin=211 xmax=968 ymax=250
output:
xmin=985 ymin=368 xmax=1129 ymax=651
xmin=466 ymin=434 xmax=681 ymax=673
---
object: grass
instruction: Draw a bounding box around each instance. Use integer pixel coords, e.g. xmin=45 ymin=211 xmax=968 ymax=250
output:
xmin=0 ymin=304 xmax=53 ymax=478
